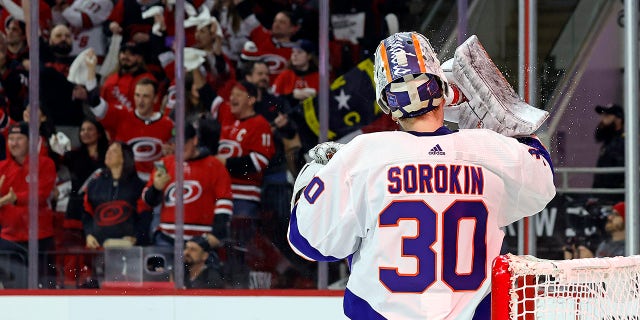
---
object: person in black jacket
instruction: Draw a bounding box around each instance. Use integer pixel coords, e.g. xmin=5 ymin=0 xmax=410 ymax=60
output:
xmin=58 ymin=119 xmax=109 ymax=287
xmin=62 ymin=119 xmax=109 ymax=239
xmin=592 ymin=104 xmax=625 ymax=203
xmin=183 ymin=235 xmax=224 ymax=289
xmin=83 ymin=141 xmax=146 ymax=248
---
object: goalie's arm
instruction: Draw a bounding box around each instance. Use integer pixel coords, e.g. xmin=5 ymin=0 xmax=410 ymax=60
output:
xmin=516 ymin=135 xmax=554 ymax=173
xmin=290 ymin=161 xmax=324 ymax=210
xmin=287 ymin=142 xmax=363 ymax=262
xmin=499 ymin=133 xmax=556 ymax=226
xmin=289 ymin=141 xmax=344 ymax=209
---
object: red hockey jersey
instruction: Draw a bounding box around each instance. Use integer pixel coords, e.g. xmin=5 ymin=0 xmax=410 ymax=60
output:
xmin=272 ymin=69 xmax=319 ymax=97
xmin=249 ymin=26 xmax=295 ymax=83
xmin=100 ymin=71 xmax=156 ymax=111
xmin=97 ymin=104 xmax=174 ymax=181
xmin=148 ymin=155 xmax=233 ymax=239
xmin=216 ymin=102 xmax=275 ymax=203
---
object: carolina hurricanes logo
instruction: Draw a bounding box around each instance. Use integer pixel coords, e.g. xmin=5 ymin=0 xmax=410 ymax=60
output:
xmin=164 ymin=180 xmax=203 ymax=206
xmin=294 ymin=79 xmax=309 ymax=88
xmin=128 ymin=137 xmax=165 ymax=163
xmin=95 ymin=200 xmax=133 ymax=226
xmin=217 ymin=139 xmax=244 ymax=158
xmin=261 ymin=54 xmax=288 ymax=75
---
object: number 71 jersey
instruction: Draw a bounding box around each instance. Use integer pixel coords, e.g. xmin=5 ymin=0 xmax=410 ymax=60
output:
xmin=288 ymin=128 xmax=556 ymax=319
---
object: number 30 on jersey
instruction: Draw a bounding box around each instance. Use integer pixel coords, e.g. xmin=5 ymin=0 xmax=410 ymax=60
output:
xmin=378 ymin=200 xmax=488 ymax=293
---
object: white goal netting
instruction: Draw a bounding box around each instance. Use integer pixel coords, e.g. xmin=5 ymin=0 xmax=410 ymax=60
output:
xmin=492 ymin=254 xmax=640 ymax=320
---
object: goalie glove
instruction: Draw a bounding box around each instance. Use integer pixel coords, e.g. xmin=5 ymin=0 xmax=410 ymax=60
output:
xmin=442 ymin=35 xmax=549 ymax=137
xmin=307 ymin=141 xmax=343 ymax=165
xmin=290 ymin=142 xmax=344 ymax=210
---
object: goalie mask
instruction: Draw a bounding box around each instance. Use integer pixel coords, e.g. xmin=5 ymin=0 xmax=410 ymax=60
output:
xmin=374 ymin=32 xmax=449 ymax=118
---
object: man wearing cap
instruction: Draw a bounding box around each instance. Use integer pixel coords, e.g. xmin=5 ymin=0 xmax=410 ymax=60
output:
xmin=215 ymin=81 xmax=274 ymax=217
xmin=183 ymin=235 xmax=224 ymax=289
xmin=595 ymin=202 xmax=626 ymax=257
xmin=242 ymin=59 xmax=302 ymax=256
xmin=100 ymin=42 xmax=156 ymax=111
xmin=214 ymin=81 xmax=274 ymax=287
xmin=144 ymin=122 xmax=233 ymax=251
xmin=592 ymin=104 xmax=625 ymax=202
xmin=215 ymin=80 xmax=275 ymax=286
xmin=0 ymin=122 xmax=57 ymax=285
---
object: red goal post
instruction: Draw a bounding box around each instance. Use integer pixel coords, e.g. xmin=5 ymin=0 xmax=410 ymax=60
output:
xmin=491 ymin=253 xmax=640 ymax=319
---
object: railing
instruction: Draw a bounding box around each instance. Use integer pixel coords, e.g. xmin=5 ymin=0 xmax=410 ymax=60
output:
xmin=555 ymin=166 xmax=625 ymax=194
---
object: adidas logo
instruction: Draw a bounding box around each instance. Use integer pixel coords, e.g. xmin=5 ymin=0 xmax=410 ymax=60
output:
xmin=428 ymin=144 xmax=445 ymax=155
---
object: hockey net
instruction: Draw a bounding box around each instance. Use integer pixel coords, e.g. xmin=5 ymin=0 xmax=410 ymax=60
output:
xmin=491 ymin=253 xmax=640 ymax=319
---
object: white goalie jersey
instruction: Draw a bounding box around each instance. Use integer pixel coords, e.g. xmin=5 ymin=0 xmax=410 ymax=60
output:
xmin=288 ymin=127 xmax=556 ymax=319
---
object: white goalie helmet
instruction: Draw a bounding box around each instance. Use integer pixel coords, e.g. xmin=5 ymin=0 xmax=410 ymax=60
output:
xmin=374 ymin=32 xmax=449 ymax=118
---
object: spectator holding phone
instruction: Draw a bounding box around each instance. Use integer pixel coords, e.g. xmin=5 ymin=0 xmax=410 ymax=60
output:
xmin=144 ymin=122 xmax=233 ymax=249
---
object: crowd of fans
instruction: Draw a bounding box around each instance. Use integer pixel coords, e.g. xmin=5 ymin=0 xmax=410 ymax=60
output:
xmin=0 ymin=0 xmax=404 ymax=289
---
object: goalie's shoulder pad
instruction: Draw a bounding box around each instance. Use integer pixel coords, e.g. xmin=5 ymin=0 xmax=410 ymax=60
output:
xmin=291 ymin=162 xmax=325 ymax=210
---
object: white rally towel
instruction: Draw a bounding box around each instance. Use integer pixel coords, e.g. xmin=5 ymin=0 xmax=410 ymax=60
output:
xmin=49 ymin=131 xmax=72 ymax=156
xmin=67 ymin=48 xmax=97 ymax=90
xmin=183 ymin=47 xmax=207 ymax=71
xmin=155 ymin=48 xmax=208 ymax=72
xmin=141 ymin=5 xmax=164 ymax=19
xmin=98 ymin=34 xmax=122 ymax=78
xmin=184 ymin=8 xmax=223 ymax=36
xmin=141 ymin=6 xmax=164 ymax=36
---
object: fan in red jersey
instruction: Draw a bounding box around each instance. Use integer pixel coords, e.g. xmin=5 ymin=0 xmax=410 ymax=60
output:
xmin=215 ymin=81 xmax=274 ymax=215
xmin=85 ymin=51 xmax=173 ymax=182
xmin=143 ymin=121 xmax=233 ymax=249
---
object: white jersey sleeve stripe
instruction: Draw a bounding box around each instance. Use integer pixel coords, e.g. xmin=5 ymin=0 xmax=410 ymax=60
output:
xmin=90 ymin=98 xmax=108 ymax=120
xmin=214 ymin=198 xmax=233 ymax=215
xmin=249 ymin=151 xmax=269 ymax=172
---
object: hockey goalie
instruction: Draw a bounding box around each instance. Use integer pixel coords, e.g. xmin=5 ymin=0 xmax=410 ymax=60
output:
xmin=287 ymin=31 xmax=556 ymax=319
